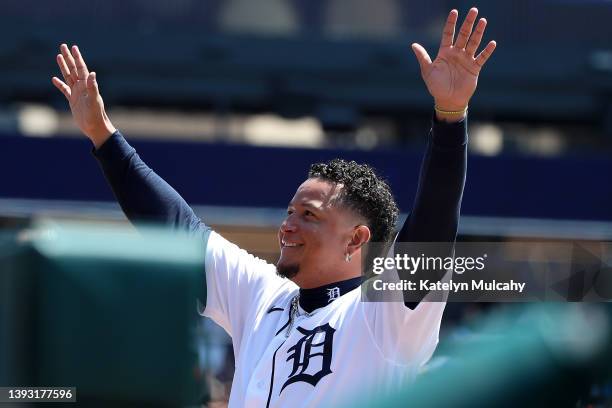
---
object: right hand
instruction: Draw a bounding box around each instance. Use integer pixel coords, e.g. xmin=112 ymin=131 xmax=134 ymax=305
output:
xmin=52 ymin=44 xmax=116 ymax=149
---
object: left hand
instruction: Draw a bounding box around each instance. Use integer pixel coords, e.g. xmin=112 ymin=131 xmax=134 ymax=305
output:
xmin=412 ymin=8 xmax=496 ymax=112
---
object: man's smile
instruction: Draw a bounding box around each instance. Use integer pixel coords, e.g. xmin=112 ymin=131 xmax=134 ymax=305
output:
xmin=281 ymin=240 xmax=304 ymax=248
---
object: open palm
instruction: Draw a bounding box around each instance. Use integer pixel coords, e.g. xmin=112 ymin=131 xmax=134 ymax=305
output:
xmin=52 ymin=44 xmax=115 ymax=148
xmin=412 ymin=8 xmax=496 ymax=111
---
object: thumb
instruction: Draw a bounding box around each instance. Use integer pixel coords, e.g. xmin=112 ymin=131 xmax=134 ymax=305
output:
xmin=411 ymin=43 xmax=432 ymax=72
xmin=87 ymin=72 xmax=99 ymax=94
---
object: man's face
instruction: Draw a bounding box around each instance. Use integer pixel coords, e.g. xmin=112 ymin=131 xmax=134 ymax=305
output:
xmin=277 ymin=178 xmax=360 ymax=287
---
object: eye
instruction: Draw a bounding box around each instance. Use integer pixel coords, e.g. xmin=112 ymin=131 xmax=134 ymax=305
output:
xmin=287 ymin=208 xmax=294 ymax=215
xmin=304 ymin=210 xmax=316 ymax=217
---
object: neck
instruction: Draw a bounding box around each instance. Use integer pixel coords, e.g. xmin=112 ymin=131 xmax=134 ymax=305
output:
xmin=293 ymin=265 xmax=361 ymax=289
xmin=298 ymin=276 xmax=363 ymax=313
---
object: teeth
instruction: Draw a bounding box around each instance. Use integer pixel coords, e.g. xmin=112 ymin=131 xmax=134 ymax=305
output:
xmin=282 ymin=241 xmax=300 ymax=247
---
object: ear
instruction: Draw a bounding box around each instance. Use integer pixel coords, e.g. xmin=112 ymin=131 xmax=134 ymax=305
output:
xmin=347 ymin=225 xmax=371 ymax=257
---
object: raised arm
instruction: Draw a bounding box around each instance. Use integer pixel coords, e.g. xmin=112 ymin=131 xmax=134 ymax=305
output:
xmin=396 ymin=9 xmax=496 ymax=309
xmin=362 ymin=11 xmax=495 ymax=366
xmin=400 ymin=7 xmax=496 ymax=242
xmin=398 ymin=118 xmax=466 ymax=244
xmin=52 ymin=44 xmax=206 ymax=236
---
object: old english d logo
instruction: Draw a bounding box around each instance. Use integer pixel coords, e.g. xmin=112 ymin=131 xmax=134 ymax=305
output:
xmin=280 ymin=323 xmax=336 ymax=393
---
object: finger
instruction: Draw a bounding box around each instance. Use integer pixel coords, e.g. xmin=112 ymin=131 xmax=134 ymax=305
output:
xmin=87 ymin=72 xmax=99 ymax=94
xmin=440 ymin=9 xmax=458 ymax=49
xmin=56 ymin=54 xmax=74 ymax=86
xmin=411 ymin=43 xmax=432 ymax=73
xmin=60 ymin=44 xmax=78 ymax=82
xmin=475 ymin=40 xmax=497 ymax=69
xmin=465 ymin=18 xmax=487 ymax=57
xmin=454 ymin=7 xmax=478 ymax=49
xmin=71 ymin=45 xmax=89 ymax=80
xmin=52 ymin=77 xmax=71 ymax=100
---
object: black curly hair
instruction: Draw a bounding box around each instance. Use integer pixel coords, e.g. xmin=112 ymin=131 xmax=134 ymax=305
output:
xmin=308 ymin=159 xmax=399 ymax=243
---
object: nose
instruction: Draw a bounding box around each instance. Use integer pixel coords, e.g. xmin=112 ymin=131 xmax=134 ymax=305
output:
xmin=280 ymin=215 xmax=297 ymax=234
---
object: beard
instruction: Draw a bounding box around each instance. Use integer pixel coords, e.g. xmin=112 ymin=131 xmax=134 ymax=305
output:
xmin=276 ymin=261 xmax=300 ymax=280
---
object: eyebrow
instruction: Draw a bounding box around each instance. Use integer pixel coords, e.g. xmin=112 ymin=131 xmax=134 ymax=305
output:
xmin=287 ymin=201 xmax=322 ymax=210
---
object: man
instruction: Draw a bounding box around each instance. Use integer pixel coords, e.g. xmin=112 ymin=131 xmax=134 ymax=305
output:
xmin=52 ymin=8 xmax=495 ymax=407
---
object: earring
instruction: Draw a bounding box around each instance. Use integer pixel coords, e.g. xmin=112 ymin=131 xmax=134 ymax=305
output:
xmin=345 ymin=253 xmax=352 ymax=262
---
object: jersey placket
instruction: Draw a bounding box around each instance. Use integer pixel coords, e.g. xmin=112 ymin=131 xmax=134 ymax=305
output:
xmin=247 ymin=302 xmax=317 ymax=407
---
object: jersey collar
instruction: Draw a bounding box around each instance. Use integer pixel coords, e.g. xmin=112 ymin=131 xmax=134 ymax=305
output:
xmin=299 ymin=276 xmax=363 ymax=313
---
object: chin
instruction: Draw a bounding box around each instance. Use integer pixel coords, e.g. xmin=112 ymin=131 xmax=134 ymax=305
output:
xmin=276 ymin=261 xmax=300 ymax=280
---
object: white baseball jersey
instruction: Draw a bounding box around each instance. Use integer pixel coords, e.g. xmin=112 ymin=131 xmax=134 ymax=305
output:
xmin=202 ymin=230 xmax=446 ymax=407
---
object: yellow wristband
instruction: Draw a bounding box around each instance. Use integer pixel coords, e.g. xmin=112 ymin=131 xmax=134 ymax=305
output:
xmin=434 ymin=105 xmax=468 ymax=115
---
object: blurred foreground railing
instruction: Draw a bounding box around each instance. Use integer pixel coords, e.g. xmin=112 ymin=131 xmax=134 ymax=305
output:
xmin=0 ymin=220 xmax=209 ymax=406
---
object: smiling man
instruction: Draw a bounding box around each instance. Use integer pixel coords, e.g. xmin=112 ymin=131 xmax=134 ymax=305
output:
xmin=276 ymin=167 xmax=390 ymax=287
xmin=52 ymin=8 xmax=495 ymax=407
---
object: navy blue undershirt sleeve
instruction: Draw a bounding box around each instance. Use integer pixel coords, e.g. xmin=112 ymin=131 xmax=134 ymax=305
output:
xmin=92 ymin=131 xmax=209 ymax=238
xmin=397 ymin=114 xmax=467 ymax=309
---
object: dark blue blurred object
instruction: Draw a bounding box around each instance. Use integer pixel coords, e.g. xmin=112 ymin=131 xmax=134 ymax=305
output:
xmin=0 ymin=133 xmax=610 ymax=221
